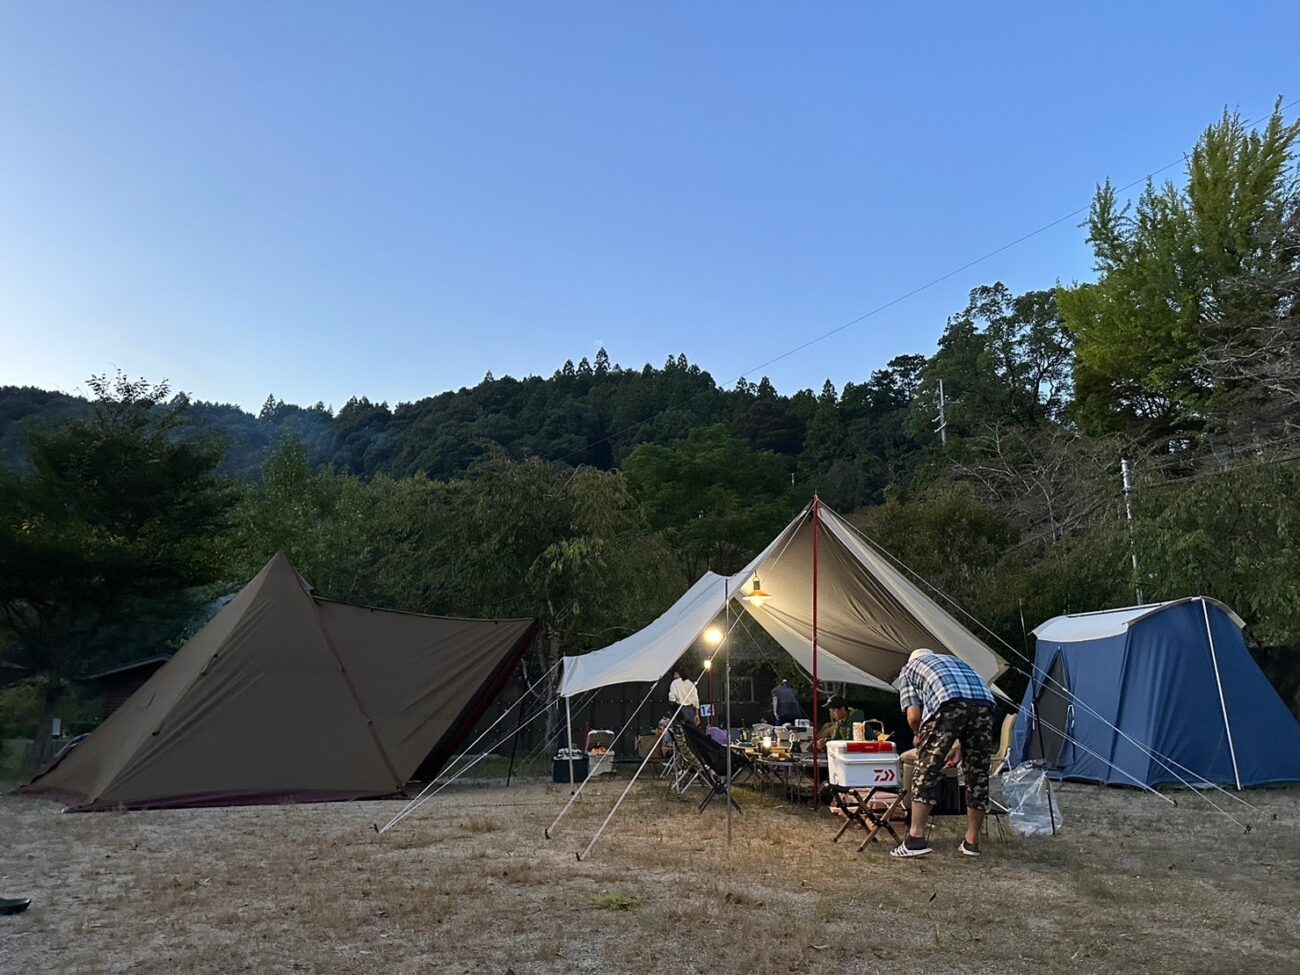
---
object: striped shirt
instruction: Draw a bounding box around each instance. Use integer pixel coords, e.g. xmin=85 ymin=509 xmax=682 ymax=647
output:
xmin=897 ymin=653 xmax=993 ymax=721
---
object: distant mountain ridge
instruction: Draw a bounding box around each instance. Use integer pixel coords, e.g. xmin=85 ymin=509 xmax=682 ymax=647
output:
xmin=0 ymin=350 xmax=926 ymax=508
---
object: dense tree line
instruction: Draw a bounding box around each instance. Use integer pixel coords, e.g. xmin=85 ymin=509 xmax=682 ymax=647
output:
xmin=3 ymin=104 xmax=1298 ymax=757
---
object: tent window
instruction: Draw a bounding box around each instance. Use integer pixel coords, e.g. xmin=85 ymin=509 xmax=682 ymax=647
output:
xmin=1029 ymin=655 xmax=1070 ymax=769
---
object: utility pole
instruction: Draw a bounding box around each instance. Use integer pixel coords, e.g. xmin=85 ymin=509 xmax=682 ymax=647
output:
xmin=1120 ymin=458 xmax=1143 ymax=604
xmin=934 ymin=379 xmax=948 ymax=446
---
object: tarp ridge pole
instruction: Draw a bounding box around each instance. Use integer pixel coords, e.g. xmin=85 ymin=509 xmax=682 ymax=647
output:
xmin=505 ymin=680 xmax=528 ymax=787
xmin=811 ymin=496 xmax=821 ymax=812
xmin=545 ymin=678 xmax=663 ymax=839
xmin=1201 ymin=598 xmax=1243 ymax=791
xmin=565 ymin=695 xmax=576 ymax=793
xmin=725 ymin=577 xmax=733 ymax=849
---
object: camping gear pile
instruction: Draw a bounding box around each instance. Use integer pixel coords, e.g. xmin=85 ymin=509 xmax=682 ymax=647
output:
xmin=585 ymin=729 xmax=617 ymax=776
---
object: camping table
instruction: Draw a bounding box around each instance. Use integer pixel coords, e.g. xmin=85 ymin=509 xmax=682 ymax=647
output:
xmin=755 ymin=755 xmax=819 ymax=803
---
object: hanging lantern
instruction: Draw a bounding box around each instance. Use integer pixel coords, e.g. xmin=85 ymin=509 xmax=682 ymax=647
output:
xmin=742 ymin=577 xmax=771 ymax=607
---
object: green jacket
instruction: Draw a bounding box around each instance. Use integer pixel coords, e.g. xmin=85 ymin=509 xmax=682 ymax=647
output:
xmin=818 ymin=708 xmax=866 ymax=743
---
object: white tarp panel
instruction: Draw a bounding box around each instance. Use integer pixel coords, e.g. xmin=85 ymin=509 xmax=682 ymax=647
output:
xmin=559 ymin=571 xmax=727 ymax=697
xmin=1033 ymin=597 xmax=1247 ymax=644
xmin=559 ymin=501 xmax=1009 ymax=697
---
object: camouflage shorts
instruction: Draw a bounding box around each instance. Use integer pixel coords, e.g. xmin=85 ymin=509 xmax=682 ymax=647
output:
xmin=911 ymin=701 xmax=996 ymax=812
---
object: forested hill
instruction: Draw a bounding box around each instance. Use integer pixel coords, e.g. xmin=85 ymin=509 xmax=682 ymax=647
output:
xmin=0 ymin=347 xmax=929 ymax=510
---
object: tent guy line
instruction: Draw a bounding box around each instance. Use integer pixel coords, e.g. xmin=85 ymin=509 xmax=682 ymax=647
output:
xmin=545 ymin=676 xmax=664 ymax=839
xmin=834 ymin=514 xmax=1257 ymax=826
xmin=556 ymin=512 xmax=813 ymax=850
xmin=376 ymin=691 xmax=554 ymax=835
xmin=376 ymin=659 xmax=560 ymax=834
xmin=538 ymin=95 xmax=1300 ymax=472
xmin=573 ymin=608 xmax=747 ymax=862
xmin=519 ymin=688 xmax=600 ymax=771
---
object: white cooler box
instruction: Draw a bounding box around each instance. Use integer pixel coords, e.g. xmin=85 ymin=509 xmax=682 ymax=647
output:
xmin=825 ymin=741 xmax=902 ymax=789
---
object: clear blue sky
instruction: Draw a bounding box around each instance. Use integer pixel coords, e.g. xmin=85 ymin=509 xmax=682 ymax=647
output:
xmin=0 ymin=3 xmax=1295 ymax=413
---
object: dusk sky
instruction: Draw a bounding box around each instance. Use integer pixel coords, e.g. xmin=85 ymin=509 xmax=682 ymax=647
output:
xmin=1 ymin=3 xmax=1295 ymax=413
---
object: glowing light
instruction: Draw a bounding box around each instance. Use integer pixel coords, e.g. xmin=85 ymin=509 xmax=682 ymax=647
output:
xmin=742 ymin=578 xmax=771 ymax=607
xmin=703 ymin=626 xmax=724 ymax=646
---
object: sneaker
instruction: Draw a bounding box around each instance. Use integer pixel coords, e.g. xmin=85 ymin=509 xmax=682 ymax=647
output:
xmin=889 ymin=836 xmax=933 ymax=859
xmin=958 ymin=840 xmax=981 ymax=857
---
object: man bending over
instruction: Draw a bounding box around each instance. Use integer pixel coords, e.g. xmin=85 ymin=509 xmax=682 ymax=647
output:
xmin=890 ymin=648 xmax=996 ymax=859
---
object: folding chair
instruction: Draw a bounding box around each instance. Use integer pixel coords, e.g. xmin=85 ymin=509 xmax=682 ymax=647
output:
xmin=828 ymin=784 xmax=909 ymax=851
xmin=666 ymin=725 xmax=703 ymax=796
xmin=677 ymin=723 xmax=744 ymax=815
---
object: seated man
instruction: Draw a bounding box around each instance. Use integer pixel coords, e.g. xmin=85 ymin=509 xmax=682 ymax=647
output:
xmin=814 ymin=694 xmax=865 ymax=751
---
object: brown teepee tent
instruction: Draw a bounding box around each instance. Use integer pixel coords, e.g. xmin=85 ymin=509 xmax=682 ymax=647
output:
xmin=23 ymin=553 xmax=540 ymax=811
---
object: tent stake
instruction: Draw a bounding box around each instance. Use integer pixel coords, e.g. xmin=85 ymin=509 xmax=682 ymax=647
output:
xmin=505 ymin=683 xmax=528 ymax=787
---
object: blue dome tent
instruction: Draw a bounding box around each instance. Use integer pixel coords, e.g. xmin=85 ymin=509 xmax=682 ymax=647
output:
xmin=1012 ymin=597 xmax=1300 ymax=789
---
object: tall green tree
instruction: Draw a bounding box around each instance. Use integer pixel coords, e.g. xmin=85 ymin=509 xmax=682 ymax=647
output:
xmin=624 ymin=425 xmax=796 ymax=579
xmin=0 ymin=373 xmax=234 ymax=765
xmin=1061 ymin=102 xmax=1300 ymax=436
xmin=909 ymin=283 xmax=1074 ymax=443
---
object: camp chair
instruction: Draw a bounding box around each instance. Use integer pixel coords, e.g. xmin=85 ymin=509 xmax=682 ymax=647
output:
xmin=990 ymin=712 xmax=1017 ymax=776
xmin=828 ymin=784 xmax=909 ymax=851
xmin=675 ymin=723 xmax=745 ymax=814
xmin=665 ymin=724 xmax=701 ymax=796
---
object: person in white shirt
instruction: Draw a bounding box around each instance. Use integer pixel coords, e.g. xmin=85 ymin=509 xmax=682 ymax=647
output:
xmin=668 ymin=668 xmax=700 ymax=725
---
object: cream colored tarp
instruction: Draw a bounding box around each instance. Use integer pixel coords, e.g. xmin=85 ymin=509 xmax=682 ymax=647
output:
xmin=558 ymin=502 xmax=1007 ymax=697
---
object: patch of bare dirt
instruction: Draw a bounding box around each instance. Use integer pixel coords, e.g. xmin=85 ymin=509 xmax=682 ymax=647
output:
xmin=2 ymin=777 xmax=1298 ymax=974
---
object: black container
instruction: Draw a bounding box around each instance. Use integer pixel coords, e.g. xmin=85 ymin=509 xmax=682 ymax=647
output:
xmin=552 ymin=755 xmax=590 ymax=784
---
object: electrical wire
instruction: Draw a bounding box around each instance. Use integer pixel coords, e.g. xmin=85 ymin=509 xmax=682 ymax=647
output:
xmin=541 ymin=96 xmax=1300 ymax=468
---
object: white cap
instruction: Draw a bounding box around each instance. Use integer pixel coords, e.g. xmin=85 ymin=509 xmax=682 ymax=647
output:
xmin=908 ymin=648 xmax=936 ymax=664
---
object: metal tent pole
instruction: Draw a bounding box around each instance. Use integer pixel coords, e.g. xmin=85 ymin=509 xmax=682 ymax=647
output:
xmin=505 ymin=687 xmax=527 ymax=786
xmin=811 ymin=497 xmax=821 ymax=812
xmin=1201 ymin=598 xmax=1242 ymax=791
xmin=565 ymin=695 xmax=576 ymax=792
xmin=725 ymin=578 xmax=733 ymax=847
xmin=1121 ymin=458 xmax=1143 ymax=604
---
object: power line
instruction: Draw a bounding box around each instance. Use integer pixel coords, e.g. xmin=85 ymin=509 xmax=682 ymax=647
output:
xmin=547 ymin=95 xmax=1300 ymax=467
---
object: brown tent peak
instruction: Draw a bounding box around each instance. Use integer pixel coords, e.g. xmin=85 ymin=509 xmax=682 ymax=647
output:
xmin=255 ymin=551 xmax=315 ymax=596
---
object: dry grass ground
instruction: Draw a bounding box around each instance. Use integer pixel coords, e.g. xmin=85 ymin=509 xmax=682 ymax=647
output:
xmin=3 ymin=774 xmax=1299 ymax=975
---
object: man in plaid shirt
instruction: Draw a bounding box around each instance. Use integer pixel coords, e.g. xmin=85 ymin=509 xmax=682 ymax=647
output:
xmin=891 ymin=648 xmax=996 ymax=859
